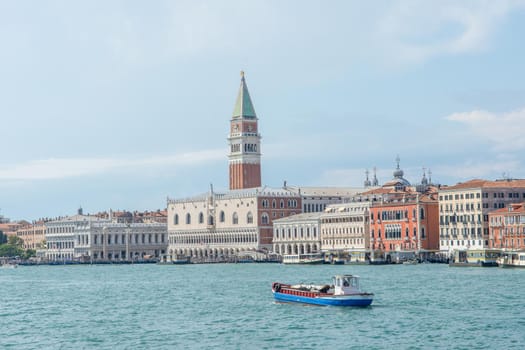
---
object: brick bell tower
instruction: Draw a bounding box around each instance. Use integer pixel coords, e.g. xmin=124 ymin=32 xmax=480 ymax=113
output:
xmin=228 ymin=71 xmax=262 ymax=190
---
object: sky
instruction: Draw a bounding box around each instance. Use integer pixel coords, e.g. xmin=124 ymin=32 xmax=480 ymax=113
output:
xmin=1 ymin=0 xmax=525 ymax=220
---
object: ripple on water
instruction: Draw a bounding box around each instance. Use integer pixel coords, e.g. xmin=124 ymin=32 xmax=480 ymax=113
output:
xmin=1 ymin=264 xmax=525 ymax=349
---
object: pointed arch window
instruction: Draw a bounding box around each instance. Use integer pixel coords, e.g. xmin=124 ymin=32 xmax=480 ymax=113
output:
xmin=220 ymin=211 xmax=225 ymax=223
xmin=247 ymin=212 xmax=254 ymax=224
xmin=174 ymin=214 xmax=179 ymax=225
xmin=261 ymin=213 xmax=269 ymax=225
xmin=232 ymin=212 xmax=239 ymax=225
xmin=186 ymin=213 xmax=191 ymax=225
xmin=199 ymin=212 xmax=204 ymax=224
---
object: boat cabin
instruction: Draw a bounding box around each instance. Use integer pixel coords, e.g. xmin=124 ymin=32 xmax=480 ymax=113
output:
xmin=333 ymin=275 xmax=361 ymax=295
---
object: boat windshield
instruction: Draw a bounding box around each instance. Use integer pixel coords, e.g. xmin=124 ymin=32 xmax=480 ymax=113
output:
xmin=342 ymin=276 xmax=358 ymax=289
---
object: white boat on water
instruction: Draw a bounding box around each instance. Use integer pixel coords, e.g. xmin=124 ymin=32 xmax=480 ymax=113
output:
xmin=403 ymin=259 xmax=418 ymax=265
xmin=497 ymin=251 xmax=525 ymax=268
xmin=282 ymin=253 xmax=324 ymax=264
xmin=1 ymin=263 xmax=18 ymax=269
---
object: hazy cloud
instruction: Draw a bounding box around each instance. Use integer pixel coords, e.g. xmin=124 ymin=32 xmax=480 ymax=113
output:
xmin=446 ymin=107 xmax=525 ymax=150
xmin=375 ymin=0 xmax=525 ymax=65
xmin=0 ymin=149 xmax=224 ymax=181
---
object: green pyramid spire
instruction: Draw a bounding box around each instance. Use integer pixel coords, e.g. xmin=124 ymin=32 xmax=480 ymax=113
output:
xmin=232 ymin=71 xmax=257 ymax=119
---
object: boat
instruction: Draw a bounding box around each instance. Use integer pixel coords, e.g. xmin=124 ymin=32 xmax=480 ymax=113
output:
xmin=157 ymin=254 xmax=191 ymax=265
xmin=403 ymin=259 xmax=418 ymax=265
xmin=272 ymin=274 xmax=374 ymax=307
xmin=1 ymin=263 xmax=18 ymax=269
xmin=497 ymin=250 xmax=525 ymax=268
xmin=449 ymin=249 xmax=500 ymax=267
xmin=282 ymin=253 xmax=324 ymax=264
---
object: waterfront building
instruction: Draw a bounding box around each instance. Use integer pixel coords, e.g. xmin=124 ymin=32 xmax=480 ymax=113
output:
xmin=46 ymin=213 xmax=94 ymax=261
xmin=369 ymin=191 xmax=439 ymax=262
xmin=75 ymin=220 xmax=167 ymax=261
xmin=168 ymin=186 xmax=301 ymax=259
xmin=45 ymin=209 xmax=167 ymax=262
xmin=489 ymin=202 xmax=525 ymax=250
xmin=0 ymin=220 xmax=27 ymax=238
xmin=272 ymin=212 xmax=322 ymax=255
xmin=16 ymin=221 xmax=46 ymax=250
xmin=438 ymin=179 xmax=525 ymax=255
xmin=358 ymin=159 xmax=440 ymax=261
xmin=320 ymin=202 xmax=371 ymax=261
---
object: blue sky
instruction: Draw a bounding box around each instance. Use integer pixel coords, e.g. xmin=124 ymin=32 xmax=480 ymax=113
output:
xmin=1 ymin=0 xmax=525 ymax=220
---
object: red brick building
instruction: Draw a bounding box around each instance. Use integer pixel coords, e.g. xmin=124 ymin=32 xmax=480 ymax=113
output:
xmin=228 ymin=71 xmax=262 ymax=190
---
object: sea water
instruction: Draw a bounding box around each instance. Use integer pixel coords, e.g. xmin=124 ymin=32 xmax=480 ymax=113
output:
xmin=1 ymin=263 xmax=524 ymax=349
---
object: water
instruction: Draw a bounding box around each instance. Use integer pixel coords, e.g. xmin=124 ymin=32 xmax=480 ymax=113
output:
xmin=1 ymin=263 xmax=524 ymax=349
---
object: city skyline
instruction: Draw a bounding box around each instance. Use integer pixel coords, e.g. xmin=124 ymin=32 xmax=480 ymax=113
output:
xmin=1 ymin=1 xmax=525 ymax=220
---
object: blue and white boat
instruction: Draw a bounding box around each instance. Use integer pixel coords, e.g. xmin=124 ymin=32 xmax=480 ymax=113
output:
xmin=272 ymin=274 xmax=373 ymax=307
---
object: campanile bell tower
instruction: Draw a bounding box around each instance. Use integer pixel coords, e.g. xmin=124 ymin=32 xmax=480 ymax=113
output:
xmin=228 ymin=71 xmax=262 ymax=190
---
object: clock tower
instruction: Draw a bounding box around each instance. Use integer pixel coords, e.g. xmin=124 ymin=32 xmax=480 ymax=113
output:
xmin=228 ymin=71 xmax=262 ymax=190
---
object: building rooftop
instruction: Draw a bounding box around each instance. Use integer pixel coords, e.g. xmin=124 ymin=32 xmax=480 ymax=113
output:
xmin=440 ymin=179 xmax=525 ymax=191
xmin=273 ymin=212 xmax=322 ymax=223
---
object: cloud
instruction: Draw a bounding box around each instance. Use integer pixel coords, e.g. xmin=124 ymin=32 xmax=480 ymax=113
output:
xmin=374 ymin=0 xmax=525 ymax=65
xmin=445 ymin=107 xmax=525 ymax=150
xmin=432 ymin=158 xmax=522 ymax=181
xmin=99 ymin=0 xmax=525 ymax=70
xmin=0 ymin=149 xmax=224 ymax=181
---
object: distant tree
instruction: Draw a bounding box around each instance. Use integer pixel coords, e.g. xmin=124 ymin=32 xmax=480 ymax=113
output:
xmin=8 ymin=235 xmax=24 ymax=247
xmin=0 ymin=230 xmax=7 ymax=244
xmin=0 ymin=235 xmax=25 ymax=257
xmin=0 ymin=244 xmax=23 ymax=257
xmin=23 ymin=249 xmax=36 ymax=259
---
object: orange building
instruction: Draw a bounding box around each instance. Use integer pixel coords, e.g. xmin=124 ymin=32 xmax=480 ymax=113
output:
xmin=369 ymin=192 xmax=439 ymax=261
xmin=16 ymin=221 xmax=47 ymax=250
xmin=489 ymin=202 xmax=525 ymax=250
xmin=363 ymin=159 xmax=440 ymax=261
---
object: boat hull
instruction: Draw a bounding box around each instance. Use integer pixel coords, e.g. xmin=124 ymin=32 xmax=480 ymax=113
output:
xmin=273 ymin=291 xmax=373 ymax=307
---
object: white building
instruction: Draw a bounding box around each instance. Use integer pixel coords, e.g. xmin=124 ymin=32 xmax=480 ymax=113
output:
xmin=45 ymin=211 xmax=167 ymax=262
xmin=320 ymin=202 xmax=371 ymax=261
xmin=272 ymin=212 xmax=322 ymax=255
xmin=167 ymin=186 xmax=301 ymax=260
xmin=438 ymin=179 xmax=525 ymax=255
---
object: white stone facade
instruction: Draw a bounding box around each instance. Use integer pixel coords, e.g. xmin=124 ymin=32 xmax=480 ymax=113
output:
xmin=272 ymin=212 xmax=322 ymax=255
xmin=320 ymin=202 xmax=371 ymax=258
xmin=45 ymin=214 xmax=167 ymax=262
xmin=167 ymin=187 xmax=301 ymax=259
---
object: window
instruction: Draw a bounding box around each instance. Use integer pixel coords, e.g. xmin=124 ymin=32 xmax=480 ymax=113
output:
xmin=220 ymin=211 xmax=225 ymax=223
xmin=232 ymin=212 xmax=239 ymax=225
xmin=199 ymin=212 xmax=204 ymax=224
xmin=261 ymin=213 xmax=269 ymax=225
xmin=186 ymin=213 xmax=191 ymax=225
xmin=174 ymin=214 xmax=179 ymax=225
xmin=247 ymin=212 xmax=253 ymax=224
xmin=280 ymin=200 xmax=285 ymax=209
